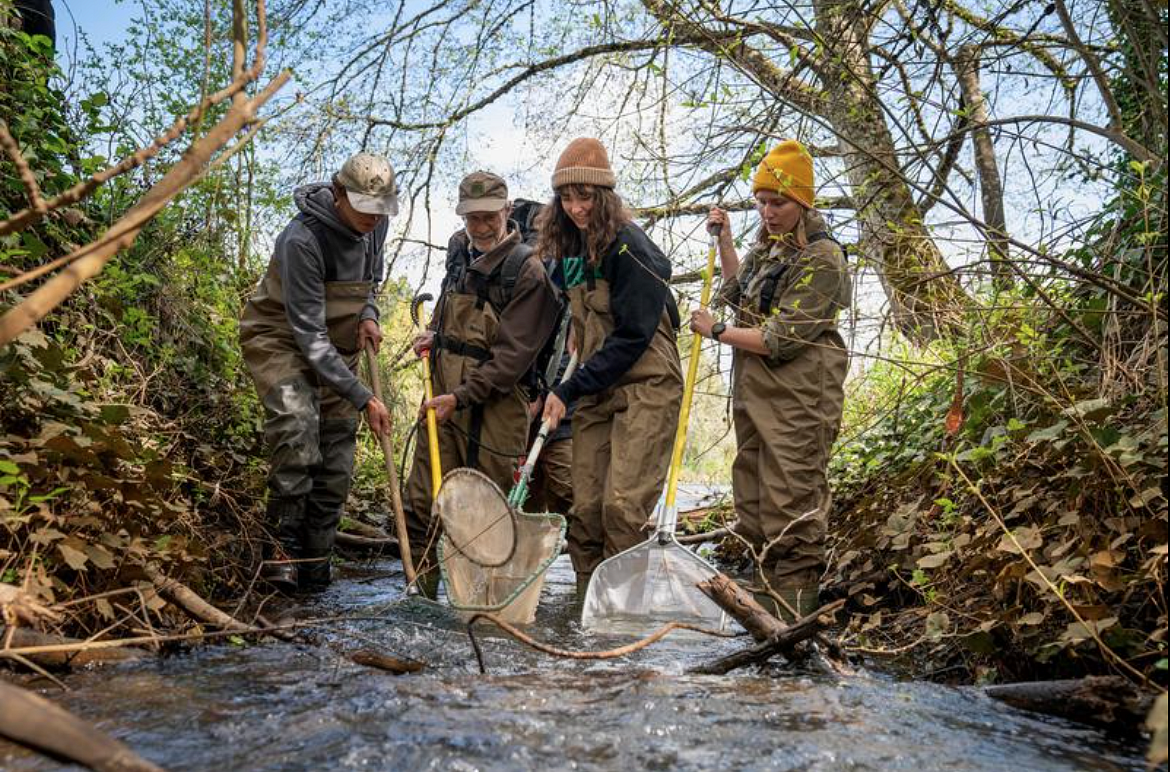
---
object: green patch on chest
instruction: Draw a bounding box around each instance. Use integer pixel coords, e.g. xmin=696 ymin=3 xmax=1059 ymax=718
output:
xmin=562 ymin=256 xmax=604 ymax=290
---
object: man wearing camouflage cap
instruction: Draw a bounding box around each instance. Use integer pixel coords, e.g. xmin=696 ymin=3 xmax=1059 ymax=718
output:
xmin=404 ymin=171 xmax=559 ymax=592
xmin=240 ymin=152 xmax=397 ymax=592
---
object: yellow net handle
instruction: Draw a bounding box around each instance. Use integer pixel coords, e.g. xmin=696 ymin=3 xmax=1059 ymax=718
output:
xmin=421 ymin=349 xmax=442 ymax=497
xmin=663 ymin=229 xmax=719 ymax=513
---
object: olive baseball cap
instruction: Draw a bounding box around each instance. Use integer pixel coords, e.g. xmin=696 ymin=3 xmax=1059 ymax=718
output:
xmin=336 ymin=152 xmax=399 ymax=216
xmin=456 ymin=171 xmax=508 ymax=215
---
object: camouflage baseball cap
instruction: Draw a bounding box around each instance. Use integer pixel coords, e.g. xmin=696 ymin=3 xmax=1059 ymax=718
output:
xmin=455 ymin=170 xmax=508 ymax=215
xmin=336 ymin=152 xmax=399 ymax=216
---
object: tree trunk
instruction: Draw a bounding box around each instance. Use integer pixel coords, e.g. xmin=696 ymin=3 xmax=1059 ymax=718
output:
xmin=813 ymin=0 xmax=970 ymax=341
xmin=954 ymin=44 xmax=1010 ymax=288
xmin=640 ymin=0 xmax=973 ymax=341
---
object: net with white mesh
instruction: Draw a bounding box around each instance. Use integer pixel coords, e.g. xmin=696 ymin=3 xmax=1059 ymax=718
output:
xmin=435 ymin=468 xmax=564 ymax=624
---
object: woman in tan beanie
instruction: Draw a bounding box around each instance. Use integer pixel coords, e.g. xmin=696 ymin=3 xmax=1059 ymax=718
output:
xmin=535 ymin=137 xmax=683 ymax=594
xmin=690 ymin=139 xmax=851 ymax=621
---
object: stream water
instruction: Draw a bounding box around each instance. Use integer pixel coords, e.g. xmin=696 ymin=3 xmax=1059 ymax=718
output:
xmin=0 ymin=550 xmax=1149 ymax=772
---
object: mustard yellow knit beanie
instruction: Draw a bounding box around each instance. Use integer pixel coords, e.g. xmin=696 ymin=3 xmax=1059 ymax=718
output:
xmin=752 ymin=140 xmax=814 ymax=208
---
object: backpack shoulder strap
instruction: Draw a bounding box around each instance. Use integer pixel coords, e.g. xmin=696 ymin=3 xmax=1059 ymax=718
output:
xmin=807 ymin=230 xmax=846 ymax=256
xmin=443 ymin=237 xmax=470 ymax=296
xmin=757 ymin=231 xmax=843 ymax=315
xmin=511 ymin=199 xmax=544 ymax=246
xmin=757 ymin=261 xmax=789 ymax=316
xmin=498 ymin=243 xmax=532 ymax=304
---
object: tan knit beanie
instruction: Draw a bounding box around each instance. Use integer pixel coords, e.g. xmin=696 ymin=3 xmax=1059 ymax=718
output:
xmin=551 ymin=137 xmax=616 ymax=190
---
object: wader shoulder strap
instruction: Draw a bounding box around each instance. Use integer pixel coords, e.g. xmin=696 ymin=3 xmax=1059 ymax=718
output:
xmin=757 ymin=231 xmax=843 ymax=315
xmin=497 ymin=243 xmax=531 ymax=304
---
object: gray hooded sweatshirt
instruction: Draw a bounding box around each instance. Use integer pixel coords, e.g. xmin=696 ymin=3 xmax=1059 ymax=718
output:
xmin=273 ymin=183 xmax=388 ymax=408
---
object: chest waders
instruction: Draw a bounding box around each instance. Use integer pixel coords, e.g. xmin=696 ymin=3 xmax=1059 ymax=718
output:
xmin=729 ymin=231 xmax=848 ymax=620
xmin=239 ymin=219 xmax=375 ymax=590
xmin=402 ymin=246 xmax=532 ymax=585
xmin=581 ymin=231 xmax=729 ymax=634
xmin=562 ymin=263 xmax=683 ymax=593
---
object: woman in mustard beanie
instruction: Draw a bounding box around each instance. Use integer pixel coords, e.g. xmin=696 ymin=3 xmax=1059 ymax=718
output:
xmin=690 ymin=139 xmax=851 ymax=620
xmin=536 ymin=137 xmax=683 ymax=594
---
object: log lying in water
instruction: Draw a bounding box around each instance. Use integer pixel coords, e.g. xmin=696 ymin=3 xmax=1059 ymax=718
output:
xmin=348 ymin=648 xmax=425 ymax=674
xmin=676 ymin=524 xmax=736 ymax=545
xmin=984 ymin=676 xmax=1154 ymax=730
xmin=340 ymin=520 xmax=392 ymax=539
xmin=335 ymin=531 xmax=400 ymax=555
xmin=0 ymin=680 xmax=164 ymax=772
xmin=0 ymin=628 xmax=145 ymax=668
xmin=689 ymin=573 xmax=846 ymax=676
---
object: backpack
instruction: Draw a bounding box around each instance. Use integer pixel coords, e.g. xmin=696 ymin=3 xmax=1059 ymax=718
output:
xmin=511 ymin=198 xmax=545 ymax=246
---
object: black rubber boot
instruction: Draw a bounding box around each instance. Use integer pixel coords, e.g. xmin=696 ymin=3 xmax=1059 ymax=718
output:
xmin=297 ymin=420 xmax=356 ymax=594
xmin=299 ymin=506 xmax=339 ymax=593
xmin=297 ymin=554 xmax=333 ymax=594
xmin=262 ymin=497 xmax=304 ymax=593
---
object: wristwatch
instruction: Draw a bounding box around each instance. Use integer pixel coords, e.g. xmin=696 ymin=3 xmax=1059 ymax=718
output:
xmin=710 ymin=322 xmax=727 ymax=342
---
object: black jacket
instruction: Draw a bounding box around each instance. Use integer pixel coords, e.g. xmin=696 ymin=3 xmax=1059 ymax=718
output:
xmin=553 ymin=223 xmax=677 ymax=404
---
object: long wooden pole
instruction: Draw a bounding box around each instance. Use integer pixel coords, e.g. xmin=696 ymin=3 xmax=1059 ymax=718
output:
xmin=365 ymin=345 xmax=416 ymax=584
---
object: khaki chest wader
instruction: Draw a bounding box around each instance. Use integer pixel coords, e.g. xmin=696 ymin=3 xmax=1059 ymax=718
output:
xmin=433 ymin=288 xmax=525 ymax=470
xmin=728 ymin=240 xmax=847 ymax=602
xmin=239 ymin=257 xmax=372 ymax=587
xmin=240 ymin=259 xmax=370 ymax=400
xmin=403 ymin=261 xmax=530 ymax=579
xmin=563 ymin=270 xmax=683 ymax=578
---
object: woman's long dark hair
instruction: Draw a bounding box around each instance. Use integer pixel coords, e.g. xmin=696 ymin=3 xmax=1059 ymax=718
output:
xmin=534 ymin=184 xmax=632 ymax=265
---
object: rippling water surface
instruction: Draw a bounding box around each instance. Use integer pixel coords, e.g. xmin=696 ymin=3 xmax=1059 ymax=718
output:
xmin=0 ymin=548 xmax=1147 ymax=771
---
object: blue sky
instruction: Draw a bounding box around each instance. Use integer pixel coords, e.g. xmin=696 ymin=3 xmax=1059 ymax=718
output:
xmin=55 ymin=0 xmax=133 ymax=54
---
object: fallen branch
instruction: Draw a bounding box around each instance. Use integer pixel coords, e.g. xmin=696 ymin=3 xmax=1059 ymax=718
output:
xmin=697 ymin=573 xmax=787 ymax=641
xmin=0 ymin=627 xmax=145 ymax=668
xmin=687 ymin=603 xmax=841 ymax=675
xmin=340 ymin=520 xmax=393 ymax=539
xmin=348 ymin=648 xmax=425 ymax=674
xmin=466 ymin=612 xmax=737 ymax=673
xmin=677 ymin=524 xmax=736 ymax=545
xmin=143 ymin=564 xmax=250 ymax=633
xmin=984 ymin=676 xmax=1155 ymax=731
xmin=335 ymin=531 xmax=400 ymax=554
xmin=690 ymin=573 xmax=847 ymax=675
xmin=0 ymin=680 xmax=164 ymax=772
